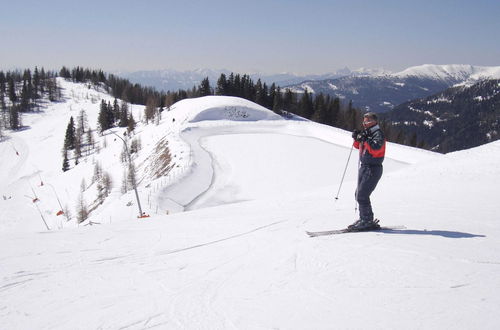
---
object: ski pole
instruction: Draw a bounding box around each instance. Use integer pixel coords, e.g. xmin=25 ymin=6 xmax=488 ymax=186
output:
xmin=334 ymin=144 xmax=354 ymax=201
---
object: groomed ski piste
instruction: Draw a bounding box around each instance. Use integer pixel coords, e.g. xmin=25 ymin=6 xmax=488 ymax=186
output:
xmin=1 ymin=78 xmax=499 ymax=329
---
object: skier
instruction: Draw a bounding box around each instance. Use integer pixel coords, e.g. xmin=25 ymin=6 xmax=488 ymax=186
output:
xmin=349 ymin=112 xmax=386 ymax=230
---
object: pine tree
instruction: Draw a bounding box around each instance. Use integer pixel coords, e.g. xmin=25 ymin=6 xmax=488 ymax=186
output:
xmin=77 ymin=110 xmax=88 ymax=135
xmin=0 ymin=73 xmax=7 ymax=129
xmin=311 ymin=93 xmax=326 ymax=123
xmin=97 ymin=100 xmax=107 ymax=133
xmin=164 ymin=92 xmax=175 ymax=109
xmin=92 ymin=162 xmax=102 ymax=184
xmin=59 ymin=66 xmax=71 ymax=79
xmin=272 ymin=87 xmax=283 ymax=115
xmin=8 ymin=76 xmax=17 ymax=103
xmin=33 ymin=67 xmax=40 ymax=98
xmin=409 ymin=132 xmax=418 ymax=147
xmin=106 ymin=101 xmax=114 ymax=126
xmin=97 ymin=171 xmax=112 ymax=204
xmin=74 ymin=138 xmax=81 ymax=165
xmin=127 ymin=113 xmax=136 ymax=133
xmin=199 ymin=77 xmax=212 ymax=97
xmin=216 ymin=74 xmax=228 ymax=95
xmin=267 ymin=83 xmax=277 ymax=109
xmin=9 ymin=105 xmax=20 ymax=129
xmin=118 ymin=101 xmax=129 ymax=127
xmin=330 ymin=97 xmax=340 ymax=126
xmin=62 ymin=149 xmax=70 ymax=172
xmin=75 ymin=110 xmax=88 ymax=155
xmin=20 ymin=81 xmax=31 ymax=112
xmin=64 ymin=116 xmax=76 ymax=150
xmin=130 ymin=137 xmax=141 ymax=154
xmin=255 ymin=79 xmax=265 ymax=106
xmin=86 ymin=127 xmax=95 ymax=156
xmin=97 ymin=99 xmax=114 ymax=133
xmin=144 ymin=97 xmax=157 ymax=123
xmin=102 ymin=172 xmax=112 ymax=197
xmin=0 ymin=71 xmax=6 ymax=97
xmin=299 ymin=90 xmax=314 ymax=119
xmin=46 ymin=76 xmax=60 ymax=102
xmin=112 ymin=98 xmax=120 ymax=125
xmin=227 ymin=73 xmax=235 ymax=96
xmin=343 ymin=100 xmax=359 ymax=131
xmin=283 ymin=88 xmax=296 ymax=114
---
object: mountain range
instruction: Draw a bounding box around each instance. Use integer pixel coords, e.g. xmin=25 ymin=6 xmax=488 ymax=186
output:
xmin=285 ymin=64 xmax=500 ymax=113
xmin=116 ymin=67 xmax=390 ymax=92
xmin=118 ymin=65 xmax=500 ymax=116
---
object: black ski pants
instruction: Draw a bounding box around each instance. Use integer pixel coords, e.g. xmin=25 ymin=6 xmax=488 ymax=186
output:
xmin=356 ymin=164 xmax=383 ymax=222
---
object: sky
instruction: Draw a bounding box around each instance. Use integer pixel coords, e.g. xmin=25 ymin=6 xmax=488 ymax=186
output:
xmin=1 ymin=0 xmax=499 ymax=75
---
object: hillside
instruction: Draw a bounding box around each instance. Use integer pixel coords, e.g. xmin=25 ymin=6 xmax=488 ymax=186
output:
xmin=384 ymin=79 xmax=500 ymax=152
xmin=1 ymin=80 xmax=499 ymax=329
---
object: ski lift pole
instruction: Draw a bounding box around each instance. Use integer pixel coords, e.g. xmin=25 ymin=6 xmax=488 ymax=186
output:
xmin=34 ymin=200 xmax=50 ymax=230
xmin=334 ymin=144 xmax=354 ymax=201
xmin=111 ymin=132 xmax=144 ymax=218
xmin=47 ymin=183 xmax=70 ymax=222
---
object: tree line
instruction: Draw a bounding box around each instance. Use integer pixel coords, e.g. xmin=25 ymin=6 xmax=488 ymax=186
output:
xmin=197 ymin=73 xmax=419 ymax=145
xmin=0 ymin=68 xmax=61 ymax=132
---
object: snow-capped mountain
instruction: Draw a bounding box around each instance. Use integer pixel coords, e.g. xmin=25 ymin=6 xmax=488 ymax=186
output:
xmin=285 ymin=64 xmax=500 ymax=113
xmin=384 ymin=78 xmax=500 ymax=152
xmin=1 ymin=78 xmax=499 ymax=329
xmin=393 ymin=64 xmax=500 ymax=83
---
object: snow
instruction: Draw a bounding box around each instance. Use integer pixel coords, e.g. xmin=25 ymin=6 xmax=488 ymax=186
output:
xmin=328 ymin=83 xmax=338 ymax=90
xmin=300 ymin=83 xmax=315 ymax=94
xmin=423 ymin=120 xmax=434 ymax=128
xmin=393 ymin=64 xmax=500 ymax=82
xmin=1 ymin=79 xmax=499 ymax=329
xmin=427 ymin=97 xmax=452 ymax=104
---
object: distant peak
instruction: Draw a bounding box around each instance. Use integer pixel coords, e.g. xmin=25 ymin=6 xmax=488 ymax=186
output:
xmin=392 ymin=64 xmax=500 ymax=81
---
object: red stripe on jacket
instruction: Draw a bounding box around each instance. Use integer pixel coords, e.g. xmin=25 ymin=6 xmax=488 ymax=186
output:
xmin=353 ymin=140 xmax=386 ymax=158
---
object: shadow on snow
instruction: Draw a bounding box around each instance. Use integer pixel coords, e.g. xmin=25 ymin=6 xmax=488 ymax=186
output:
xmin=380 ymin=229 xmax=486 ymax=238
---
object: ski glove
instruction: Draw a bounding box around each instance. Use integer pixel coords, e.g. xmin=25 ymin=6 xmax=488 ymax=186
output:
xmin=353 ymin=129 xmax=368 ymax=142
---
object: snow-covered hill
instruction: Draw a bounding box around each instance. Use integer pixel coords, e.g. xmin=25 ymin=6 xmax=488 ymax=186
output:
xmin=1 ymin=80 xmax=499 ymax=329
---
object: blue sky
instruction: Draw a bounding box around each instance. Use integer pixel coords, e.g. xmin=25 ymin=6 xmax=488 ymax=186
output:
xmin=1 ymin=0 xmax=499 ymax=74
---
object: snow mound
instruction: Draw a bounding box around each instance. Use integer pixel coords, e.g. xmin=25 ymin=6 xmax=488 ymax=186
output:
xmin=170 ymin=96 xmax=282 ymax=123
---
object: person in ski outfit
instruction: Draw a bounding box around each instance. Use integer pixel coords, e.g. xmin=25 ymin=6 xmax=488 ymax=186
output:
xmin=349 ymin=112 xmax=386 ymax=230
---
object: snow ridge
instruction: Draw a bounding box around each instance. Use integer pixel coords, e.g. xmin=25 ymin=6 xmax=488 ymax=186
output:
xmin=392 ymin=64 xmax=500 ymax=82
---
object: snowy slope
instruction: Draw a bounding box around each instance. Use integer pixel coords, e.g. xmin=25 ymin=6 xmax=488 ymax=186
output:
xmin=0 ymin=79 xmax=147 ymax=231
xmin=392 ymin=64 xmax=500 ymax=83
xmin=1 ymin=81 xmax=499 ymax=329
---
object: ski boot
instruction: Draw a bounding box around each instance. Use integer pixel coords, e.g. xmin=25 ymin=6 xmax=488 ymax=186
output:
xmin=348 ymin=218 xmax=381 ymax=231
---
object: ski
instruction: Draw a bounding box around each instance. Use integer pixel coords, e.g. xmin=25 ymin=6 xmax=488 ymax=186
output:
xmin=306 ymin=225 xmax=406 ymax=237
